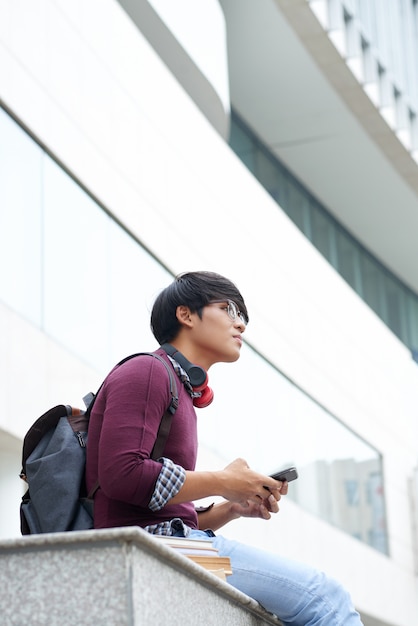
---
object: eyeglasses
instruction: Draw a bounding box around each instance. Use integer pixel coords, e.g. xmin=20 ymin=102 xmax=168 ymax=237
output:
xmin=209 ymin=299 xmax=248 ymax=326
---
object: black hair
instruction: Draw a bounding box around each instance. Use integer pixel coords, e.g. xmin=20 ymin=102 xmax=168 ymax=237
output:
xmin=150 ymin=271 xmax=249 ymax=345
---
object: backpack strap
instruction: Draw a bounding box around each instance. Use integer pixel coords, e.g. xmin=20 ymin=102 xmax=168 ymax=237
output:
xmin=86 ymin=352 xmax=179 ymax=499
xmin=113 ymin=352 xmax=179 ymax=459
xmin=85 ymin=352 xmax=179 ymax=418
xmin=119 ymin=352 xmax=179 ymax=417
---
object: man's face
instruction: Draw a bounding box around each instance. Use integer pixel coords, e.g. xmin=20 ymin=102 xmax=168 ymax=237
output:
xmin=190 ymin=300 xmax=247 ymax=367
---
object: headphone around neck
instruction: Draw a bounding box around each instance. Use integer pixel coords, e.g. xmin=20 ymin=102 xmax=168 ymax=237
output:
xmin=160 ymin=343 xmax=214 ymax=408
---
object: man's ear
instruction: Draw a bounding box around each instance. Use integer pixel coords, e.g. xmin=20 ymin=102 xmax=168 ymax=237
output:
xmin=176 ymin=305 xmax=194 ymax=328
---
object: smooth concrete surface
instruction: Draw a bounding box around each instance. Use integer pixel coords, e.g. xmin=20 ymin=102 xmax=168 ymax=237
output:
xmin=0 ymin=527 xmax=283 ymax=626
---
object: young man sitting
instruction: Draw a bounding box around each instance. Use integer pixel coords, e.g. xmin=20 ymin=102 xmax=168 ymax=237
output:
xmin=86 ymin=271 xmax=364 ymax=626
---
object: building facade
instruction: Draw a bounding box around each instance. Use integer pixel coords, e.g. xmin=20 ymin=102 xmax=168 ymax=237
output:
xmin=1 ymin=1 xmax=418 ymax=624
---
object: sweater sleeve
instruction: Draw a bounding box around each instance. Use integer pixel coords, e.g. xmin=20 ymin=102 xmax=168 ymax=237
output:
xmin=96 ymin=355 xmax=178 ymax=506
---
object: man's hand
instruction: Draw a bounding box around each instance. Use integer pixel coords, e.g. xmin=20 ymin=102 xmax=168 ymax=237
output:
xmin=216 ymin=457 xmax=286 ymax=506
xmin=169 ymin=457 xmax=288 ymax=510
xmin=230 ymin=493 xmax=281 ymax=520
xmin=196 ymin=482 xmax=287 ymax=531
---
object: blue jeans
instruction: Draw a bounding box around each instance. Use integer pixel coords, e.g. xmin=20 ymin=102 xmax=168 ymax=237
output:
xmin=189 ymin=530 xmax=364 ymax=626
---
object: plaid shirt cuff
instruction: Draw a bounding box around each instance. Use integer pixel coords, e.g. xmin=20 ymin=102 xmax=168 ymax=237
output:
xmin=148 ymin=457 xmax=186 ymax=512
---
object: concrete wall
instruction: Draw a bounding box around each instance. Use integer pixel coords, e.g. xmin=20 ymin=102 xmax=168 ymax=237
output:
xmin=0 ymin=528 xmax=282 ymax=626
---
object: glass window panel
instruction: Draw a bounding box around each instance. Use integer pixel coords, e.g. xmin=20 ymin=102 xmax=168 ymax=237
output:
xmin=42 ymin=156 xmax=110 ymax=369
xmin=311 ymin=207 xmax=334 ymax=262
xmin=107 ymin=227 xmax=172 ymax=366
xmin=345 ymin=479 xmax=360 ymax=506
xmin=269 ymin=166 xmax=289 ymax=210
xmin=229 ymin=118 xmax=254 ymax=157
xmin=255 ymin=149 xmax=281 ymax=195
xmin=0 ymin=109 xmax=43 ymax=324
xmin=360 ymin=253 xmax=384 ymax=314
xmin=406 ymin=292 xmax=418 ymax=351
xmin=286 ymin=182 xmax=311 ymax=235
xmin=335 ymin=229 xmax=362 ymax=291
xmin=229 ymin=118 xmax=256 ymax=173
xmin=382 ymin=273 xmax=408 ymax=342
xmin=237 ymin=148 xmax=256 ymax=174
xmin=368 ymin=470 xmax=388 ymax=553
xmin=199 ymin=344 xmax=388 ymax=554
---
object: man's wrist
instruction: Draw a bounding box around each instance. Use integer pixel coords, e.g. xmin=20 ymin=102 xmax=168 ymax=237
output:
xmin=229 ymin=501 xmax=243 ymax=520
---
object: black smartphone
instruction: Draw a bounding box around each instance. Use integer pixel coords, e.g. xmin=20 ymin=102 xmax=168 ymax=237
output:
xmin=270 ymin=466 xmax=298 ymax=482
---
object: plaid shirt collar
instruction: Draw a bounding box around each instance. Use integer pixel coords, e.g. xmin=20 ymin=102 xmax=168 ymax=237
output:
xmin=166 ymin=354 xmax=201 ymax=400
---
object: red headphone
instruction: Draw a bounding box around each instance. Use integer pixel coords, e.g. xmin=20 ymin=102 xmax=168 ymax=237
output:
xmin=161 ymin=344 xmax=214 ymax=408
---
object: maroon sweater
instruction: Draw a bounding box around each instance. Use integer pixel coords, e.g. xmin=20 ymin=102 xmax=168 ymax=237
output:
xmin=85 ymin=349 xmax=198 ymax=530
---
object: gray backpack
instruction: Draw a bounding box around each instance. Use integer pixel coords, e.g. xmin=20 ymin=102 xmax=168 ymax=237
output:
xmin=19 ymin=352 xmax=178 ymax=534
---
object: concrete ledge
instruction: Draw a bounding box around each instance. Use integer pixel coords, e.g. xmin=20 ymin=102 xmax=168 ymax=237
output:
xmin=0 ymin=527 xmax=283 ymax=626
